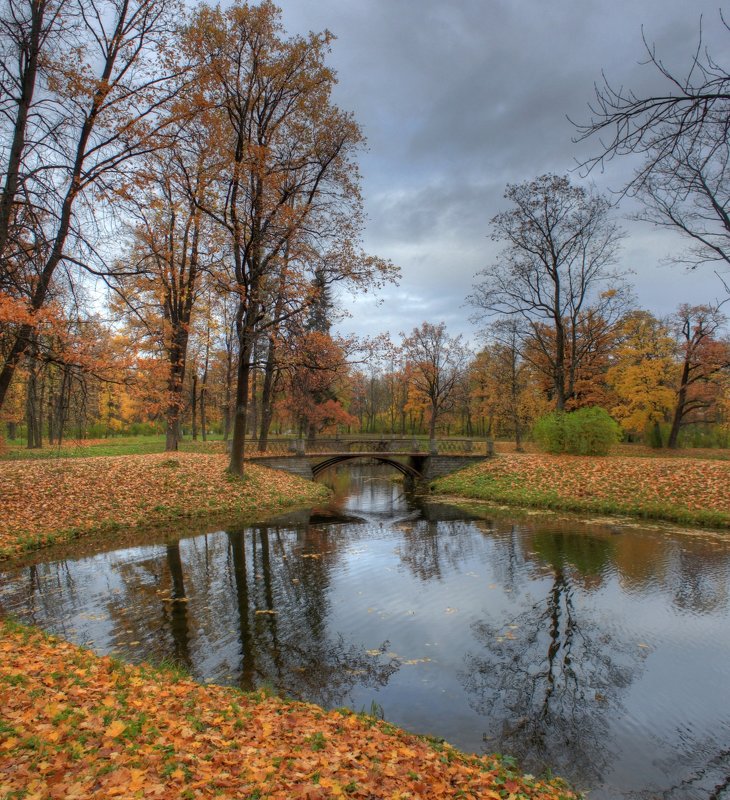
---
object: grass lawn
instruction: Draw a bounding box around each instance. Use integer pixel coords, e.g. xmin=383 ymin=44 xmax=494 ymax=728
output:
xmin=434 ymin=452 xmax=730 ymax=529
xmin=0 ymin=621 xmax=578 ymax=800
xmin=0 ymin=434 xmax=228 ymax=460
xmin=0 ymin=452 xmax=328 ymax=560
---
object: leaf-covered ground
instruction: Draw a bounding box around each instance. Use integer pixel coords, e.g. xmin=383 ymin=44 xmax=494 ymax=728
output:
xmin=434 ymin=453 xmax=730 ymax=529
xmin=0 ymin=622 xmax=577 ymax=800
xmin=0 ymin=453 xmax=328 ymax=560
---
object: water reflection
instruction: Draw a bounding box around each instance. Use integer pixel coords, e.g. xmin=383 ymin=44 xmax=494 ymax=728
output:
xmin=1 ymin=464 xmax=729 ymax=799
xmin=461 ymin=533 xmax=637 ymax=784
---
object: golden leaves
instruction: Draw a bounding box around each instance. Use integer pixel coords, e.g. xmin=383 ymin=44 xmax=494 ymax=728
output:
xmin=437 ymin=451 xmax=730 ymax=527
xmin=103 ymin=720 xmax=126 ymax=739
xmin=0 ymin=621 xmax=577 ymax=800
xmin=0 ymin=453 xmax=327 ymax=559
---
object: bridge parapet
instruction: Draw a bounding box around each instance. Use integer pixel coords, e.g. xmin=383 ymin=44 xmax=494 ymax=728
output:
xmin=243 ymin=436 xmax=491 ymax=458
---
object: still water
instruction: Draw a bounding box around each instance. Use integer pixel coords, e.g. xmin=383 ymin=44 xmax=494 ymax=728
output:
xmin=1 ymin=464 xmax=729 ymax=798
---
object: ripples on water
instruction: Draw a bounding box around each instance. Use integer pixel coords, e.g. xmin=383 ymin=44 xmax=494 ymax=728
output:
xmin=1 ymin=464 xmax=729 ymax=799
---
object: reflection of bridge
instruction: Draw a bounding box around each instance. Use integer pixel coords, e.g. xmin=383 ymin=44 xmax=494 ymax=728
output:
xmin=244 ymin=437 xmax=493 ymax=484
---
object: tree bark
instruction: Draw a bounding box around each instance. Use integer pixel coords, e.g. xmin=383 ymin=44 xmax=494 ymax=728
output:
xmin=165 ymin=337 xmax=188 ymax=452
xmin=0 ymin=0 xmax=46 ymax=261
xmin=228 ymin=334 xmax=253 ymax=475
xmin=258 ymin=334 xmax=278 ymax=452
xmin=667 ymin=356 xmax=691 ymax=449
xmin=191 ymin=370 xmax=198 ymax=441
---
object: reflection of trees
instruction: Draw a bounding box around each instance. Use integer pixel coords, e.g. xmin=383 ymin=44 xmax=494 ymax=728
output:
xmin=530 ymin=529 xmax=614 ymax=588
xmin=461 ymin=545 xmax=639 ymax=787
xmin=397 ymin=520 xmax=479 ymax=582
xmin=613 ymin=531 xmax=730 ymax=615
xmin=165 ymin=542 xmax=191 ymax=667
xmin=225 ymin=524 xmax=398 ymax=706
xmin=670 ymin=545 xmax=729 ymax=616
xmin=482 ymin=523 xmax=529 ymax=591
xmin=642 ymin=734 xmax=730 ymax=800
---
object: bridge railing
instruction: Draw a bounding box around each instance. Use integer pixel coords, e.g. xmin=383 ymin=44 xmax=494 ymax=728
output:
xmin=242 ymin=436 xmax=492 ymax=457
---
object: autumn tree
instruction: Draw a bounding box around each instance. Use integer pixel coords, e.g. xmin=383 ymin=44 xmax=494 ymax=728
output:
xmin=185 ymin=1 xmax=395 ymax=475
xmin=470 ymin=174 xmax=628 ymax=411
xmin=402 ymin=322 xmax=470 ymax=445
xmin=607 ymin=310 xmax=676 ymax=442
xmin=112 ymin=118 xmax=221 ymax=451
xmin=381 ymin=342 xmax=409 ymax=435
xmin=0 ymin=0 xmax=183 ymax=412
xmin=285 ymin=331 xmax=356 ymax=443
xmin=0 ymin=0 xmax=65 ymax=273
xmin=480 ymin=320 xmax=533 ymax=450
xmin=666 ymin=303 xmax=730 ymax=448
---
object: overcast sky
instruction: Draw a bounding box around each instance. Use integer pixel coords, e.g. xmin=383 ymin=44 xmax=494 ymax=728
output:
xmin=272 ymin=0 xmax=728 ymax=343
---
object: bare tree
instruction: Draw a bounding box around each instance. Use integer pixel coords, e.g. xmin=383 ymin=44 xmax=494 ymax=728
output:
xmin=575 ymin=15 xmax=730 ymax=282
xmin=470 ymin=174 xmax=628 ymax=411
xmin=667 ymin=302 xmax=730 ymax=449
xmin=574 ymin=16 xmax=730 ymax=191
xmin=636 ymin=133 xmax=730 ymax=274
xmin=0 ymin=0 xmax=68 ymax=269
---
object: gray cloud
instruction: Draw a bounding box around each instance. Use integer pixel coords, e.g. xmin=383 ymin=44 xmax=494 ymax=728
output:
xmin=276 ymin=0 xmax=726 ymax=340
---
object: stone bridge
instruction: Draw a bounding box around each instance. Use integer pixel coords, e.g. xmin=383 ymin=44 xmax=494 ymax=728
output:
xmin=243 ymin=437 xmax=493 ymax=486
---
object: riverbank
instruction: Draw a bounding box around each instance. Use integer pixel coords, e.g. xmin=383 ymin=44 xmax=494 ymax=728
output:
xmin=0 ymin=452 xmax=329 ymax=560
xmin=0 ymin=621 xmax=577 ymax=799
xmin=433 ymin=453 xmax=730 ymax=529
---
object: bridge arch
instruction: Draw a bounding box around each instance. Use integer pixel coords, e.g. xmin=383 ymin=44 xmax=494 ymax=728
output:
xmin=310 ymin=453 xmax=422 ymax=479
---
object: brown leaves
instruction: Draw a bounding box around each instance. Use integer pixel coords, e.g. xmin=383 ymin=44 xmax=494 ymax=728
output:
xmin=437 ymin=452 xmax=730 ymax=527
xmin=0 ymin=621 xmax=577 ymax=800
xmin=0 ymin=453 xmax=328 ymax=559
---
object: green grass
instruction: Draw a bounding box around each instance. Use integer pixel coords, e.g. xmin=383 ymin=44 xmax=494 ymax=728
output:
xmin=1 ymin=435 xmax=226 ymax=460
xmin=434 ymin=469 xmax=730 ymax=530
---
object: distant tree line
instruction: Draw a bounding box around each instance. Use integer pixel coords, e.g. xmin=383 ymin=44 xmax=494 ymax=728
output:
xmin=1 ymin=4 xmax=729 ymax=457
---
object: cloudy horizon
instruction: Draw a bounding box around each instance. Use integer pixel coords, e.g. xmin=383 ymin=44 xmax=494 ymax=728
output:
xmin=269 ymin=0 xmax=729 ymax=343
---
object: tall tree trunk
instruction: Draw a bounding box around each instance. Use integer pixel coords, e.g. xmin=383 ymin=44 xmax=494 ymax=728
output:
xmin=229 ymin=335 xmax=253 ymax=476
xmin=306 ymin=420 xmax=317 ymax=447
xmin=46 ymin=367 xmax=56 ymax=445
xmin=191 ymin=370 xmax=198 ymax=441
xmin=200 ymin=384 xmax=207 ymax=442
xmin=223 ymin=342 xmax=233 ymax=442
xmin=0 ymin=0 xmax=45 ymax=261
xmin=258 ymin=334 xmax=278 ymax=453
xmin=668 ymin=356 xmax=691 ymax=449
xmin=428 ymin=406 xmax=437 ymax=443
xmin=200 ymin=328 xmax=210 ymax=442
xmin=165 ymin=340 xmax=187 ymax=452
xmin=514 ymin=413 xmax=523 ymax=452
xmin=554 ymin=321 xmax=566 ymax=411
xmin=25 ymin=358 xmax=41 ymax=449
xmin=249 ymin=344 xmax=258 ymax=437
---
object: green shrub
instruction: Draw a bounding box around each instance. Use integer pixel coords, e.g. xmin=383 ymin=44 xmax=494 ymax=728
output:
xmin=533 ymin=407 xmax=622 ymax=456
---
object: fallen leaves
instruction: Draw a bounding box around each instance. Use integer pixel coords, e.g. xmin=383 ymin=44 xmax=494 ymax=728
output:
xmin=0 ymin=621 xmax=578 ymax=799
xmin=435 ymin=453 xmax=730 ymax=529
xmin=0 ymin=453 xmax=329 ymax=560
xmin=103 ymin=719 xmax=127 ymax=739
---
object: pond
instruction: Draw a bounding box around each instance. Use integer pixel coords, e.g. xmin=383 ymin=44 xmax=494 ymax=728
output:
xmin=1 ymin=463 xmax=729 ymax=799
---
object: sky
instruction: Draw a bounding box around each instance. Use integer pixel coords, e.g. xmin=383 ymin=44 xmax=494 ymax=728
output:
xmin=270 ymin=0 xmax=729 ymax=343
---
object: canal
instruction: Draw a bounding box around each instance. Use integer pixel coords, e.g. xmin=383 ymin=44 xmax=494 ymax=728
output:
xmin=1 ymin=464 xmax=729 ymax=798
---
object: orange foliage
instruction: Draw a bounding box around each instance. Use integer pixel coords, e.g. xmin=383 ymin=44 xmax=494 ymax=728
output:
xmin=0 ymin=622 xmax=577 ymax=800
xmin=0 ymin=454 xmax=327 ymax=559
